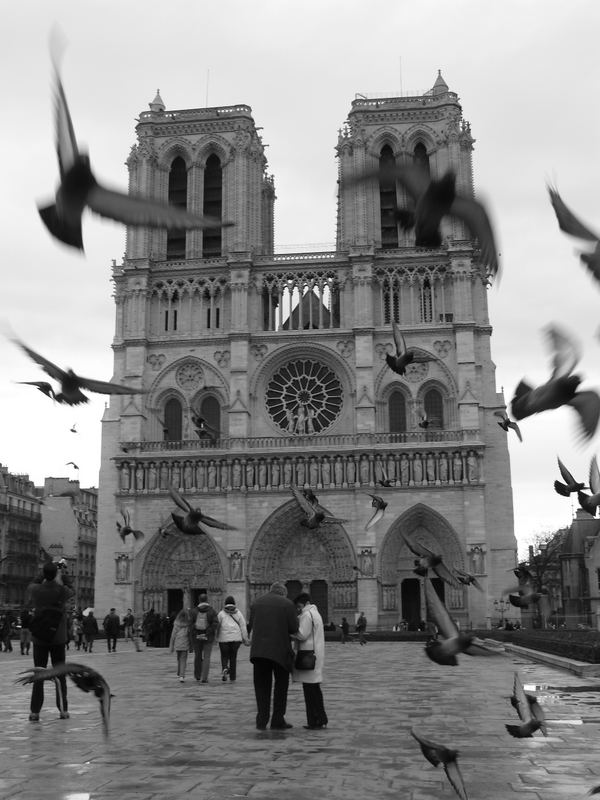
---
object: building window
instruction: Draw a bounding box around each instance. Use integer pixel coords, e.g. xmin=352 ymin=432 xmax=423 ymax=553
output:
xmin=413 ymin=142 xmax=430 ymax=175
xmin=388 ymin=391 xmax=406 ymax=432
xmin=167 ymin=157 xmax=187 ymax=260
xmin=420 ymin=278 xmax=433 ymax=323
xmin=164 ymin=398 xmax=183 ymax=441
xmin=597 ymin=568 xmax=600 ymax=591
xmin=203 ymin=154 xmax=223 ymax=257
xmin=379 ymin=145 xmax=398 ymax=249
xmin=198 ymin=396 xmax=221 ymax=438
xmin=423 ymin=389 xmax=444 ymax=429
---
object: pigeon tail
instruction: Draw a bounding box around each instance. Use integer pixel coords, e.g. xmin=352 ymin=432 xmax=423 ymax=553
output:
xmin=505 ymin=720 xmax=540 ymax=738
xmin=38 ymin=203 xmax=84 ymax=250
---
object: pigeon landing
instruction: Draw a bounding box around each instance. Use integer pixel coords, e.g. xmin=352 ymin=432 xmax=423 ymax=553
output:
xmin=510 ymin=325 xmax=600 ymax=441
xmin=494 ymin=411 xmax=522 ymax=442
xmin=290 ymin=485 xmax=348 ymax=529
xmin=116 ymin=509 xmax=144 ymax=542
xmin=39 ymin=43 xmax=233 ymax=251
xmin=554 ymin=456 xmax=585 ymax=497
xmin=578 ymin=455 xmax=600 ymax=517
xmin=386 ymin=322 xmax=435 ymax=376
xmin=16 ymin=662 xmax=112 ymax=737
xmin=169 ymin=485 xmax=236 ymax=535
xmin=548 ymin=186 xmax=600 ymax=283
xmin=364 ymin=494 xmax=388 ymax=530
xmin=410 ymin=728 xmax=469 ymax=800
xmin=506 ymin=671 xmax=546 ymax=738
xmin=12 ymin=338 xmax=144 ymax=406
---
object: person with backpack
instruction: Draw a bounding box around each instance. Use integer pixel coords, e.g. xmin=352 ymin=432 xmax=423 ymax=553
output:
xmin=215 ymin=595 xmax=249 ymax=682
xmin=26 ymin=562 xmax=74 ymax=721
xmin=189 ymin=594 xmax=218 ymax=682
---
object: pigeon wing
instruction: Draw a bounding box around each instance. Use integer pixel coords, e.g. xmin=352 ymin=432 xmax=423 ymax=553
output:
xmin=87 ymin=184 xmax=234 ymax=230
xmin=365 ymin=506 xmax=385 ymax=530
xmin=291 ymin=485 xmax=317 ymax=515
xmin=444 ymin=759 xmax=468 ymax=800
xmin=198 ymin=514 xmax=237 ymax=531
xmin=526 ymin=694 xmax=547 ymax=735
xmin=51 ymin=48 xmax=79 ymax=177
xmin=568 ymin=391 xmax=600 ymax=441
xmin=168 ymin=486 xmax=192 ymax=513
xmin=545 ymin=325 xmax=580 ymax=379
xmin=75 ymin=375 xmax=144 ymax=395
xmin=432 ymin=561 xmax=462 ymax=589
xmin=556 ymin=457 xmax=577 ymax=487
xmin=451 ymin=194 xmax=499 ymax=278
xmin=410 ymin=728 xmax=443 ymax=767
xmin=548 ymin=186 xmax=599 ymax=242
xmin=423 ymin=577 xmax=459 ymax=639
xmin=391 ymin=321 xmax=407 ymax=356
xmin=12 ymin=339 xmax=67 ymax=383
xmin=589 ymin=455 xmax=600 ymax=495
xmin=401 ymin=532 xmax=435 ymax=560
xmin=388 ymin=165 xmax=431 ymax=201
xmin=508 ymin=420 xmax=523 ymax=442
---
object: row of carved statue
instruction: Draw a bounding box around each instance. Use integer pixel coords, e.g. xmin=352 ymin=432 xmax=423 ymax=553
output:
xmin=118 ymin=449 xmax=481 ymax=492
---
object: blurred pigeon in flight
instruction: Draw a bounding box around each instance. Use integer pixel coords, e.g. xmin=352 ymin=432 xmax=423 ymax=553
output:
xmin=290 ymin=485 xmax=348 ymax=529
xmin=548 ymin=186 xmax=600 ymax=282
xmin=554 ymin=456 xmax=585 ymax=497
xmin=364 ymin=494 xmax=387 ymax=530
xmin=494 ymin=411 xmax=522 ymax=442
xmin=510 ymin=325 xmax=600 ymax=441
xmin=15 ymin=381 xmax=56 ymax=401
xmin=452 ymin=567 xmax=484 ymax=592
xmin=578 ymin=455 xmax=600 ymax=516
xmin=506 ymin=671 xmax=545 ymax=738
xmin=350 ymin=164 xmax=499 ymax=279
xmin=400 ymin=531 xmax=461 ymax=589
xmin=169 ymin=485 xmax=236 ymax=535
xmin=69 ymin=423 xmax=78 ymax=433
xmin=410 ymin=728 xmax=469 ymax=800
xmin=116 ymin=509 xmax=144 ymax=542
xmin=376 ymin=465 xmax=394 ymax=488
xmin=418 ymin=412 xmax=429 ymax=430
xmin=38 ymin=41 xmax=233 ymax=251
xmin=12 ymin=338 xmax=144 ymax=406
xmin=386 ymin=322 xmax=435 ymax=376
xmin=16 ymin=662 xmax=112 ymax=737
xmin=66 ymin=461 xmax=79 ymax=470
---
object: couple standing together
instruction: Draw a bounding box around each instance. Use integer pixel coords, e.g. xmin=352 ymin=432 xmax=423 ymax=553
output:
xmin=248 ymin=582 xmax=328 ymax=731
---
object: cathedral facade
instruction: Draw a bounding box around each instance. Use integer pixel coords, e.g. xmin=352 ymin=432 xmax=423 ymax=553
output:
xmin=94 ymin=72 xmax=517 ymax=629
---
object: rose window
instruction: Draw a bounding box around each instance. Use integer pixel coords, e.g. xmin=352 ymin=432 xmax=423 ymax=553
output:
xmin=266 ymin=359 xmax=343 ymax=434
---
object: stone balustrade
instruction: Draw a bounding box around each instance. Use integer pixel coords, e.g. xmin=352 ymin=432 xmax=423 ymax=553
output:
xmin=115 ymin=447 xmax=483 ymax=494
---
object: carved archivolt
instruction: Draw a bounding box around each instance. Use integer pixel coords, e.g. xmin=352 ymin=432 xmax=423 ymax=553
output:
xmin=139 ymin=525 xmax=225 ymax=593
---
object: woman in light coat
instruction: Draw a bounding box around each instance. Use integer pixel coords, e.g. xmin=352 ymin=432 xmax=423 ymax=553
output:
xmin=169 ymin=609 xmax=193 ymax=682
xmin=292 ymin=592 xmax=328 ymax=729
xmin=215 ymin=596 xmax=249 ymax=682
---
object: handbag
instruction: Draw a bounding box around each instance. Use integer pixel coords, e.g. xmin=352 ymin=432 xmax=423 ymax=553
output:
xmin=294 ymin=611 xmax=316 ymax=670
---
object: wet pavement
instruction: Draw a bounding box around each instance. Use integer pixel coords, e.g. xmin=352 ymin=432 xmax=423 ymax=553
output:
xmin=1 ymin=639 xmax=600 ymax=800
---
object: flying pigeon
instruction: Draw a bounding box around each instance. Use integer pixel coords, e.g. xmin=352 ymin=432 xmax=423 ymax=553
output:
xmin=494 ymin=411 xmax=522 ymax=442
xmin=15 ymin=381 xmax=57 ymax=401
xmin=400 ymin=531 xmax=461 ymax=589
xmin=418 ymin=412 xmax=429 ymax=429
xmin=38 ymin=41 xmax=233 ymax=251
xmin=548 ymin=185 xmax=600 ymax=282
xmin=12 ymin=338 xmax=144 ymax=406
xmin=385 ymin=322 xmax=435 ymax=376
xmin=169 ymin=485 xmax=236 ymax=535
xmin=364 ymin=494 xmax=388 ymax=530
xmin=191 ymin=411 xmax=219 ymax=440
xmin=116 ymin=509 xmax=144 ymax=542
xmin=554 ymin=456 xmax=585 ymax=497
xmin=452 ymin=567 xmax=484 ymax=592
xmin=70 ymin=423 xmax=78 ymax=433
xmin=506 ymin=671 xmax=545 ymax=738
xmin=350 ymin=163 xmax=499 ymax=279
xmin=376 ymin=465 xmax=394 ymax=488
xmin=66 ymin=461 xmax=79 ymax=469
xmin=510 ymin=325 xmax=600 ymax=441
xmin=290 ymin=485 xmax=348 ymax=529
xmin=578 ymin=455 xmax=600 ymax=516
xmin=16 ymin=662 xmax=112 ymax=737
xmin=410 ymin=728 xmax=469 ymax=800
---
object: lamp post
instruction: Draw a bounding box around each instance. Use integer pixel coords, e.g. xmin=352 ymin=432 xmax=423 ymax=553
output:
xmin=493 ymin=598 xmax=510 ymax=626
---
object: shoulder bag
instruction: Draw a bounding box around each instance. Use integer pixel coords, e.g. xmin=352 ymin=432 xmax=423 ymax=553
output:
xmin=294 ymin=611 xmax=316 ymax=670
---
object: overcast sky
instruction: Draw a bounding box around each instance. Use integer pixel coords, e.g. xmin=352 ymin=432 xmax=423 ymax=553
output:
xmin=1 ymin=0 xmax=599 ymax=554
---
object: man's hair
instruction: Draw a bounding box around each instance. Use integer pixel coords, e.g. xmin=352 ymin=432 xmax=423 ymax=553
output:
xmin=198 ymin=593 xmax=208 ymax=603
xmin=269 ymin=581 xmax=288 ymax=597
xmin=294 ymin=592 xmax=311 ymax=606
xmin=110 ymin=608 xmax=115 ymax=612
xmin=42 ymin=562 xmax=58 ymax=581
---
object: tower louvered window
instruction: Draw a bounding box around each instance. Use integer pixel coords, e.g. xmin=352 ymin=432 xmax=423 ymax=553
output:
xmin=379 ymin=145 xmax=398 ymax=249
xmin=203 ymin=154 xmax=223 ymax=257
xmin=388 ymin=391 xmax=406 ymax=432
xmin=167 ymin=157 xmax=187 ymax=260
xmin=424 ymin=389 xmax=443 ymax=429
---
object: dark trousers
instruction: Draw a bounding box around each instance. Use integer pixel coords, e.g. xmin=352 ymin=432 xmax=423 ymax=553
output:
xmin=193 ymin=636 xmax=212 ymax=681
xmin=302 ymin=682 xmax=328 ymax=727
xmin=31 ymin=643 xmax=67 ymax=714
xmin=252 ymin=657 xmax=290 ymax=727
xmin=219 ymin=641 xmax=241 ymax=680
xmin=106 ymin=634 xmax=117 ymax=652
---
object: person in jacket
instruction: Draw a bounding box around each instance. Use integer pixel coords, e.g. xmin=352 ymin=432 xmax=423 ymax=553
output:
xmin=72 ymin=615 xmax=83 ymax=650
xmin=169 ymin=609 xmax=193 ymax=682
xmin=103 ymin=608 xmax=121 ymax=653
xmin=292 ymin=592 xmax=328 ymax=730
xmin=82 ymin=611 xmax=99 ymax=652
xmin=216 ymin=595 xmax=249 ymax=682
xmin=189 ymin=594 xmax=218 ymax=682
xmin=356 ymin=611 xmax=367 ymax=645
xmin=20 ymin=608 xmax=32 ymax=655
xmin=248 ymin=581 xmax=298 ymax=730
xmin=26 ymin=562 xmax=74 ymax=721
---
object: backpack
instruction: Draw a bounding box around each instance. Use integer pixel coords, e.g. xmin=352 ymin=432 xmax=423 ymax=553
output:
xmin=195 ymin=611 xmax=208 ymax=630
xmin=29 ymin=608 xmax=64 ymax=644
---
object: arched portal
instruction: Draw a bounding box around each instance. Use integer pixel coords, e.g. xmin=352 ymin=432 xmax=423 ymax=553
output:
xmin=137 ymin=525 xmax=225 ymax=614
xmin=380 ymin=503 xmax=466 ymax=627
xmin=248 ymin=498 xmax=357 ymax=623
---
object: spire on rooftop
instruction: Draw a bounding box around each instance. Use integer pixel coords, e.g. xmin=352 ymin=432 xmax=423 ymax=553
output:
xmin=432 ymin=70 xmax=449 ymax=96
xmin=149 ymin=90 xmax=165 ymax=113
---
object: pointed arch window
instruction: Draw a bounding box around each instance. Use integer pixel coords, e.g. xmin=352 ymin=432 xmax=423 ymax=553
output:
xmin=388 ymin=391 xmax=407 ymax=432
xmin=420 ymin=278 xmax=433 ymax=323
xmin=198 ymin=396 xmax=220 ymax=439
xmin=164 ymin=398 xmax=183 ymax=441
xmin=203 ymin=154 xmax=223 ymax=257
xmin=379 ymin=145 xmax=398 ymax=249
xmin=413 ymin=142 xmax=430 ymax=175
xmin=423 ymin=388 xmax=443 ymax=429
xmin=167 ymin=157 xmax=187 ymax=260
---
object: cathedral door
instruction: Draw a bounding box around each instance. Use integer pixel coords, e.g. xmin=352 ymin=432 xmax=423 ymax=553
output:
xmin=286 ymin=580 xmax=302 ymax=600
xmin=310 ymin=580 xmax=328 ymax=623
xmin=401 ymin=578 xmax=421 ymax=629
xmin=167 ymin=589 xmax=183 ymax=615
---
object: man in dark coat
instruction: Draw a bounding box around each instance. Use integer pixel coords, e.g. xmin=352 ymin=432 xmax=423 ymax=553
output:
xmin=103 ymin=608 xmax=121 ymax=653
xmin=248 ymin=581 xmax=299 ymax=730
xmin=26 ymin=562 xmax=74 ymax=721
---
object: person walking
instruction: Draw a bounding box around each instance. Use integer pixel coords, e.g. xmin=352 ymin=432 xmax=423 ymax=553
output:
xmin=292 ymin=592 xmax=328 ymax=730
xmin=26 ymin=562 xmax=74 ymax=721
xmin=19 ymin=608 xmax=32 ymax=655
xmin=103 ymin=608 xmax=121 ymax=653
xmin=356 ymin=611 xmax=368 ymax=645
xmin=123 ymin=609 xmax=135 ymax=641
xmin=216 ymin=595 xmax=249 ymax=682
xmin=0 ymin=612 xmax=14 ymax=652
xmin=189 ymin=594 xmax=218 ymax=682
xmin=169 ymin=609 xmax=193 ymax=682
xmin=72 ymin=615 xmax=83 ymax=651
xmin=339 ymin=617 xmax=349 ymax=644
xmin=247 ymin=581 xmax=298 ymax=730
xmin=82 ymin=611 xmax=99 ymax=652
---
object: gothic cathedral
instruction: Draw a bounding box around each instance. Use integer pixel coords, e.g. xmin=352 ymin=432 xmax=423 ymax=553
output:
xmin=95 ymin=72 xmax=517 ymax=629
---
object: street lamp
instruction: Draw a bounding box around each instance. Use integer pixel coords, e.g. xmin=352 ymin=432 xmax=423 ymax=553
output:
xmin=493 ymin=598 xmax=510 ymax=626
